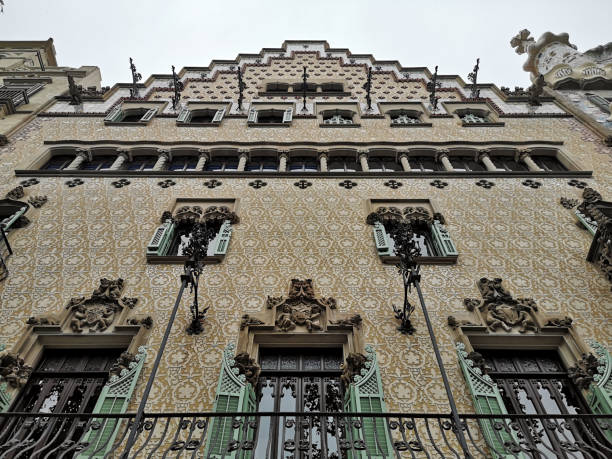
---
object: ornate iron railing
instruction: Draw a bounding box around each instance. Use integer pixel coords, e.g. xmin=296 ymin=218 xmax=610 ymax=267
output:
xmin=0 ymin=411 xmax=610 ymax=458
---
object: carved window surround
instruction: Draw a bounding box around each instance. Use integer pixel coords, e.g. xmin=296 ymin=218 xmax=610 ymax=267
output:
xmin=366 ymin=198 xmax=458 ymax=265
xmin=104 ymin=101 xmax=166 ymax=126
xmin=146 ymin=198 xmax=239 ymax=264
xmin=0 ymin=278 xmax=152 ymax=410
xmin=444 ymin=101 xmax=505 ymax=127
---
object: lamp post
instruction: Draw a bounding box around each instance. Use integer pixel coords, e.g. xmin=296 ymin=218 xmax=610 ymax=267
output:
xmin=121 ymin=222 xmax=215 ymax=457
xmin=387 ymin=219 xmax=473 ymax=457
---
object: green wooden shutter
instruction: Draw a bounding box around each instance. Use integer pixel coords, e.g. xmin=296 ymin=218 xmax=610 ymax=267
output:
xmin=177 ymin=107 xmax=192 ymax=123
xmin=104 ymin=105 xmax=123 ymax=122
xmin=282 ymin=107 xmax=293 ymax=123
xmin=77 ymin=346 xmax=147 ymax=458
xmin=431 ymin=219 xmax=458 ymax=256
xmin=456 ymin=342 xmax=522 ymax=458
xmin=140 ymin=108 xmax=158 ymax=122
xmin=0 ymin=205 xmax=27 ymax=232
xmin=212 ymin=220 xmax=232 ymax=256
xmin=575 ymin=209 xmax=598 ymax=235
xmin=343 ymin=345 xmax=393 ymax=458
xmin=372 ymin=222 xmax=392 ymax=256
xmin=204 ymin=343 xmax=256 ymax=459
xmin=213 ymin=108 xmax=226 ymax=123
xmin=247 ymin=108 xmax=258 ymax=123
xmin=146 ymin=220 xmax=175 ymax=256
xmin=587 ymin=341 xmax=612 ymax=441
xmin=0 ymin=344 xmax=10 ymax=412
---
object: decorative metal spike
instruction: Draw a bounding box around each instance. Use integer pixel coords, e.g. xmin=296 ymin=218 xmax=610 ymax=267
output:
xmin=170 ymin=65 xmax=184 ymax=111
xmin=363 ymin=67 xmax=372 ymax=111
xmin=129 ymin=57 xmax=142 ymax=98
xmin=237 ymin=67 xmax=247 ymax=110
xmin=426 ymin=65 xmax=441 ymax=112
xmin=301 ymin=66 xmax=308 ymax=112
xmin=468 ymin=58 xmax=480 ymax=98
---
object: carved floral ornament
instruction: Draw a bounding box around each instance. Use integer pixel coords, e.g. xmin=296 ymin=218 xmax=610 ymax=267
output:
xmin=162 ymin=205 xmax=239 ymax=226
xmin=26 ymin=277 xmax=152 ymax=334
xmin=0 ymin=344 xmax=32 ymax=389
xmin=447 ymin=277 xmax=574 ymax=334
xmin=366 ymin=206 xmax=444 ymax=228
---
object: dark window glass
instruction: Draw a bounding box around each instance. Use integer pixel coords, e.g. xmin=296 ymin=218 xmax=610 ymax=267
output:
xmin=368 ymin=156 xmax=400 ymax=172
xmin=205 ymin=156 xmax=239 ymax=172
xmin=389 ymin=227 xmax=438 ymax=257
xmin=121 ymin=110 xmax=147 ymax=122
xmin=328 ymin=156 xmax=360 ymax=172
xmin=167 ymin=221 xmax=222 ymax=256
xmin=532 ymin=156 xmax=567 ymax=172
xmin=82 ymin=156 xmax=115 ymax=171
xmin=254 ymin=349 xmax=344 ymax=458
xmin=481 ymin=350 xmax=607 ymax=457
xmin=168 ymin=156 xmax=198 ymax=171
xmin=321 ymin=83 xmax=343 ymax=92
xmin=126 ymin=155 xmax=157 ymax=171
xmin=257 ymin=110 xmax=284 ymax=124
xmin=293 ymin=83 xmax=317 ymax=93
xmin=1 ymin=349 xmax=121 ymax=449
xmin=43 ymin=155 xmax=73 ymax=170
xmin=266 ymin=83 xmax=289 ymax=93
xmin=289 ymin=156 xmax=318 ymax=172
xmin=190 ymin=110 xmax=216 ymax=123
xmin=449 ymin=156 xmax=485 ymax=172
xmin=246 ymin=156 xmax=278 ymax=172
xmin=409 ymin=156 xmax=443 ymax=172
xmin=491 ymin=156 xmax=529 ymax=172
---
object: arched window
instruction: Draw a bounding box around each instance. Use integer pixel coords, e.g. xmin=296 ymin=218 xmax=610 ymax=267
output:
xmin=168 ymin=156 xmax=198 ymax=171
xmin=82 ymin=155 xmax=115 ymax=171
xmin=368 ymin=156 xmax=400 ymax=172
xmin=449 ymin=156 xmax=485 ymax=172
xmin=323 ymin=110 xmax=354 ymax=125
xmin=42 ymin=155 xmax=74 ymax=170
xmin=328 ymin=155 xmax=360 ymax=172
xmin=205 ymin=156 xmax=239 ymax=171
xmin=389 ymin=110 xmax=422 ymax=125
xmin=288 ymin=156 xmax=318 ymax=172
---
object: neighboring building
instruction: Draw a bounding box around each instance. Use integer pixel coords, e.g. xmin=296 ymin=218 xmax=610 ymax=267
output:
xmin=0 ymin=39 xmax=610 ymax=457
xmin=511 ymin=29 xmax=612 ymax=146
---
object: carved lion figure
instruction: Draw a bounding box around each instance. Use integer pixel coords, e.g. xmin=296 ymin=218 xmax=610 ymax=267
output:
xmin=341 ymin=353 xmax=368 ymax=388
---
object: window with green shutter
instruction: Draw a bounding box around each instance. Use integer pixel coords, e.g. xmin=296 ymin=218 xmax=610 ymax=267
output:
xmin=204 ymin=343 xmax=256 ymax=459
xmin=343 ymin=345 xmax=394 ymax=459
xmin=77 ymin=346 xmax=147 ymax=459
xmin=587 ymin=341 xmax=612 ymax=441
xmin=456 ymin=343 xmax=521 ymax=458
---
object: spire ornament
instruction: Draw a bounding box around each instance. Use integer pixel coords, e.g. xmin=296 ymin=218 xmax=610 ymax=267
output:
xmin=129 ymin=57 xmax=142 ymax=98
xmin=169 ymin=65 xmax=184 ymax=111
xmin=426 ymin=65 xmax=441 ymax=112
xmin=467 ymin=58 xmax=480 ymax=99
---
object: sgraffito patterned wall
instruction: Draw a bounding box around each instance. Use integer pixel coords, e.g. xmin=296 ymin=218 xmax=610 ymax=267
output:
xmin=0 ymin=114 xmax=610 ymax=415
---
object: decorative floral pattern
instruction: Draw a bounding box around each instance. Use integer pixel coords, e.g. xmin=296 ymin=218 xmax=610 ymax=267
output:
xmin=65 ymin=179 xmax=84 ymax=187
xmin=111 ymin=179 xmax=131 ymax=188
xmin=475 ymin=179 xmax=495 ymax=189
xmin=430 ymin=180 xmax=448 ymax=189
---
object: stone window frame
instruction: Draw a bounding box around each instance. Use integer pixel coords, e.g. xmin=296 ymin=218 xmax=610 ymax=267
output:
xmin=247 ymin=101 xmax=294 ymax=127
xmin=443 ymin=101 xmax=505 ymax=127
xmin=380 ymin=102 xmax=432 ymax=128
xmin=0 ymin=278 xmax=152 ymax=416
xmin=258 ymin=81 xmax=349 ymax=97
xmin=176 ymin=101 xmax=231 ymax=126
xmin=316 ymin=102 xmax=362 ymax=128
xmin=104 ymin=101 xmax=166 ymax=126
xmin=366 ymin=198 xmax=459 ymax=265
xmin=146 ymin=197 xmax=240 ymax=264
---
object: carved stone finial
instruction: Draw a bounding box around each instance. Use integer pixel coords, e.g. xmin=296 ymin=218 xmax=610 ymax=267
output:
xmin=511 ymin=29 xmax=535 ymax=55
xmin=0 ymin=351 xmax=32 ymax=388
xmin=340 ymin=353 xmax=367 ymax=388
xmin=232 ymin=353 xmax=260 ymax=386
xmin=568 ymin=353 xmax=600 ymax=390
xmin=5 ymin=186 xmax=24 ymax=200
xmin=109 ymin=352 xmax=137 ymax=379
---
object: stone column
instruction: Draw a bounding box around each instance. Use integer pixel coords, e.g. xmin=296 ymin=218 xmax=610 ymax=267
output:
xmin=478 ymin=150 xmax=498 ymax=171
xmin=65 ymin=148 xmax=91 ymax=171
xmin=195 ymin=149 xmax=209 ymax=171
xmin=359 ymin=150 xmax=369 ymax=172
xmin=398 ymin=153 xmax=411 ymax=172
xmin=153 ymin=149 xmax=170 ymax=171
xmin=237 ymin=150 xmax=249 ymax=171
xmin=518 ymin=149 xmax=543 ymax=171
xmin=318 ymin=152 xmax=328 ymax=172
xmin=437 ymin=150 xmax=454 ymax=172
xmin=110 ymin=149 xmax=129 ymax=170
xmin=279 ymin=152 xmax=289 ymax=172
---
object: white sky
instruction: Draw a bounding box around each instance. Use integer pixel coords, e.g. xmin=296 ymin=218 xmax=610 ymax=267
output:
xmin=1 ymin=0 xmax=611 ymax=88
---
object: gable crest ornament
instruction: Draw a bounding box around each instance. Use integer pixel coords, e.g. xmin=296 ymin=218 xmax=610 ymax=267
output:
xmin=448 ymin=277 xmax=574 ymax=334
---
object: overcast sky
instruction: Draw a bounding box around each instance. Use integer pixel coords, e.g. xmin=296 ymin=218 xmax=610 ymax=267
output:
xmin=2 ymin=0 xmax=611 ymax=88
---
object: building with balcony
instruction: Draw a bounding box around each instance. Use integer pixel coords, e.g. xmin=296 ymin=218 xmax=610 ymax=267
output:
xmin=0 ymin=36 xmax=610 ymax=457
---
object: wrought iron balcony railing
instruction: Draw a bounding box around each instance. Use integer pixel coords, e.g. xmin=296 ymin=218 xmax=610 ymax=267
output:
xmin=0 ymin=411 xmax=610 ymax=458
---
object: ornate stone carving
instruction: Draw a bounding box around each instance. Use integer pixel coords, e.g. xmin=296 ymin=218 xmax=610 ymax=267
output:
xmin=109 ymin=352 xmax=137 ymax=379
xmin=367 ymin=205 xmax=441 ymax=230
xmin=160 ymin=210 xmax=173 ymax=223
xmin=527 ymin=74 xmax=546 ymax=106
xmin=67 ymin=278 xmax=137 ymax=333
xmin=166 ymin=205 xmax=239 ymax=226
xmin=232 ymin=353 xmax=260 ymax=386
xmin=560 ymin=197 xmax=579 ymax=209
xmin=510 ymin=29 xmax=535 ymax=55
xmin=456 ymin=278 xmax=540 ymax=333
xmin=340 ymin=353 xmax=367 ymax=388
xmin=67 ymin=75 xmax=83 ymax=105
xmin=447 ymin=315 xmax=477 ymax=329
xmin=25 ymin=316 xmax=58 ymax=326
xmin=466 ymin=351 xmax=488 ymax=374
xmin=0 ymin=350 xmax=32 ymax=388
xmin=202 ymin=206 xmax=239 ymax=224
xmin=174 ymin=206 xmax=203 ymax=224
xmin=240 ymin=314 xmax=264 ymax=330
xmin=330 ymin=314 xmax=362 ymax=329
xmin=127 ymin=316 xmax=153 ymax=329
xmin=27 ymin=196 xmax=47 ymax=208
xmin=5 ymin=186 xmax=24 ymax=200
xmin=545 ymin=316 xmax=573 ymax=327
xmin=568 ymin=353 xmax=600 ymax=390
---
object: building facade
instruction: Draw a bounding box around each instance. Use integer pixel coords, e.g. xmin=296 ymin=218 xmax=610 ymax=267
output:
xmin=0 ymin=36 xmax=610 ymax=458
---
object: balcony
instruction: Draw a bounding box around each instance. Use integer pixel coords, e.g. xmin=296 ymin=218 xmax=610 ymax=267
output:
xmin=0 ymin=411 xmax=610 ymax=458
